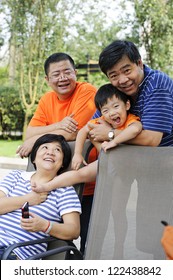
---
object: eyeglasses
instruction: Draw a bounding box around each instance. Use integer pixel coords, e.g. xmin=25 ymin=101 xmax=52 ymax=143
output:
xmin=49 ymin=70 xmax=75 ymax=81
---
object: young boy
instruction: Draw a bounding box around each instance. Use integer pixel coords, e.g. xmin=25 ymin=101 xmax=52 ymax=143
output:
xmin=71 ymin=83 xmax=142 ymax=170
xmin=32 ymin=83 xmax=142 ymax=193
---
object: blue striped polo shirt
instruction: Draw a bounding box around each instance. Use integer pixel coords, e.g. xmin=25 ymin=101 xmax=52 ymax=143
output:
xmin=92 ymin=65 xmax=173 ymax=146
xmin=0 ymin=170 xmax=81 ymax=259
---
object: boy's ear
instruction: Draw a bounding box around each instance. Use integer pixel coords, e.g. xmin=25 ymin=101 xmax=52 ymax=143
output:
xmin=126 ymin=100 xmax=131 ymax=111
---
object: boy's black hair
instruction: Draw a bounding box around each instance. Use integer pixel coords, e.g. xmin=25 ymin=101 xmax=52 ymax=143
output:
xmin=99 ymin=40 xmax=141 ymax=75
xmin=44 ymin=53 xmax=75 ymax=76
xmin=94 ymin=83 xmax=130 ymax=112
xmin=30 ymin=134 xmax=71 ymax=175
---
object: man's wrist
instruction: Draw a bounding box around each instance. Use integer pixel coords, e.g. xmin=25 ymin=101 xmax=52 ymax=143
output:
xmin=108 ymin=129 xmax=115 ymax=141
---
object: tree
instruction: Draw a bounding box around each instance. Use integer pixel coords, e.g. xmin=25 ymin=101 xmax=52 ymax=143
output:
xmin=127 ymin=0 xmax=173 ymax=76
xmin=1 ymin=0 xmax=71 ymax=138
xmin=0 ymin=0 xmax=123 ymax=138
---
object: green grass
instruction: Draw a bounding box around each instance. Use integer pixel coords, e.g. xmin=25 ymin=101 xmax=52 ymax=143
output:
xmin=0 ymin=140 xmax=23 ymax=157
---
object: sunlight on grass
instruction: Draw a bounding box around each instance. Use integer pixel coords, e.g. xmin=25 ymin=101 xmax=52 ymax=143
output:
xmin=0 ymin=140 xmax=23 ymax=157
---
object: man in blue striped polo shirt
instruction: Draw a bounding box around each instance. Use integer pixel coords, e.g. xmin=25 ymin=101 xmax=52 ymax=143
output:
xmin=89 ymin=40 xmax=173 ymax=147
xmin=88 ymin=40 xmax=173 ymax=258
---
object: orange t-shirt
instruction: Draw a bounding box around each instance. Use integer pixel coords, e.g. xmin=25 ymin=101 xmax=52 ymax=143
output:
xmin=29 ymin=81 xmax=97 ymax=196
xmin=29 ymin=82 xmax=97 ymax=130
xmin=89 ymin=113 xmax=140 ymax=130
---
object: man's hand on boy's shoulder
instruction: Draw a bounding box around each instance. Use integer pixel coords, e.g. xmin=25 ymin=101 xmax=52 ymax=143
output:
xmin=88 ymin=119 xmax=112 ymax=142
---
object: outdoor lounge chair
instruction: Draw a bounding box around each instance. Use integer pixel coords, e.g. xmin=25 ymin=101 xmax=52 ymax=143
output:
xmin=85 ymin=145 xmax=173 ymax=260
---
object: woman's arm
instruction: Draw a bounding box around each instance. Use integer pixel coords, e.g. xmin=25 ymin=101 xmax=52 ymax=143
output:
xmin=21 ymin=211 xmax=80 ymax=240
xmin=50 ymin=212 xmax=80 ymax=240
xmin=0 ymin=190 xmax=48 ymax=215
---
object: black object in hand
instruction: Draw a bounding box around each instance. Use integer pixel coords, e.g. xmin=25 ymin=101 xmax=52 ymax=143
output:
xmin=22 ymin=202 xmax=29 ymax=218
xmin=161 ymin=220 xmax=168 ymax=226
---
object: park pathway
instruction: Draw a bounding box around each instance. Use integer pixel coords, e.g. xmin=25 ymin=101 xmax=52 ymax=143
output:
xmin=0 ymin=156 xmax=27 ymax=180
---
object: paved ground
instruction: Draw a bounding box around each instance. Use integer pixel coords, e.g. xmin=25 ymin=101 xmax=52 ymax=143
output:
xmin=0 ymin=156 xmax=28 ymax=180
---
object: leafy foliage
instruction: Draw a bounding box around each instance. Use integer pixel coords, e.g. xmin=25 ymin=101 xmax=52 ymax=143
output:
xmin=0 ymin=0 xmax=173 ymax=139
xmin=0 ymin=86 xmax=25 ymax=139
xmin=131 ymin=0 xmax=173 ymax=76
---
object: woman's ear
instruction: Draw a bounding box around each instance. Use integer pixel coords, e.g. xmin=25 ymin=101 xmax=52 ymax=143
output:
xmin=126 ymin=100 xmax=131 ymax=111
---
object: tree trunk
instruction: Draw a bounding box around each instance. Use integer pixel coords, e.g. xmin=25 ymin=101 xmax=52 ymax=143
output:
xmin=22 ymin=109 xmax=31 ymax=141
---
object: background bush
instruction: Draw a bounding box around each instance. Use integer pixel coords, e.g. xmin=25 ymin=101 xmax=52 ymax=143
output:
xmin=0 ymin=86 xmax=25 ymax=139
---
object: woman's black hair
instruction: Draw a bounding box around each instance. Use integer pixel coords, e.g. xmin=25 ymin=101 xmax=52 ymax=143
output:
xmin=30 ymin=134 xmax=71 ymax=175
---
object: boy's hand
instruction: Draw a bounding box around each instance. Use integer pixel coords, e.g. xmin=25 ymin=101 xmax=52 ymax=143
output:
xmin=26 ymin=190 xmax=48 ymax=203
xmin=72 ymin=153 xmax=88 ymax=170
xmin=31 ymin=182 xmax=48 ymax=193
xmin=101 ymin=140 xmax=118 ymax=152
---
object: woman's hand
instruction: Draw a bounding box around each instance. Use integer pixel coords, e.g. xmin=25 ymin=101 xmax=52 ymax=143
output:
xmin=21 ymin=212 xmax=48 ymax=232
xmin=25 ymin=191 xmax=48 ymax=205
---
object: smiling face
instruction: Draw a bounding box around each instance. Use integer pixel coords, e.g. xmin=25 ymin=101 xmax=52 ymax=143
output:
xmin=46 ymin=60 xmax=77 ymax=100
xmin=107 ymin=55 xmax=144 ymax=98
xmin=100 ymin=95 xmax=130 ymax=129
xmin=33 ymin=141 xmax=64 ymax=175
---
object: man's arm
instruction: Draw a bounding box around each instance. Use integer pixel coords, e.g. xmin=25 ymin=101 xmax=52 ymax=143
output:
xmin=89 ymin=120 xmax=163 ymax=147
xmin=25 ymin=113 xmax=78 ymax=139
xmin=16 ymin=115 xmax=78 ymax=158
xmin=16 ymin=129 xmax=77 ymax=158
xmin=127 ymin=130 xmax=163 ymax=146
